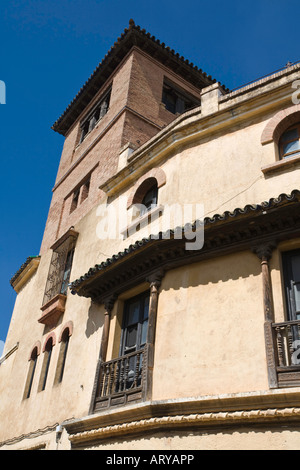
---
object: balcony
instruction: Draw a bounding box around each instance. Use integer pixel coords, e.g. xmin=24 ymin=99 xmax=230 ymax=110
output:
xmin=272 ymin=320 xmax=300 ymax=387
xmin=93 ymin=347 xmax=146 ymax=412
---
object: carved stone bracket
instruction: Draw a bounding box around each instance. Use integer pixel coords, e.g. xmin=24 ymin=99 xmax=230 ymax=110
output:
xmin=252 ymin=242 xmax=277 ymax=262
xmin=103 ymin=294 xmax=118 ymax=315
xmin=146 ymin=269 xmax=164 ymax=289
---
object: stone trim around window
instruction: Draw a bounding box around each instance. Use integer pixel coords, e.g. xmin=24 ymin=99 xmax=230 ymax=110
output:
xmin=261 ymin=104 xmax=300 ymax=145
xmin=126 ymin=168 xmax=166 ymax=209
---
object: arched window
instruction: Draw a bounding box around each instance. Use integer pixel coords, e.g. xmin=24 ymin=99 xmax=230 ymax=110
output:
xmin=131 ymin=177 xmax=159 ymax=217
xmin=140 ymin=181 xmax=158 ymax=216
xmin=279 ymin=124 xmax=300 ymax=159
xmin=54 ymin=327 xmax=71 ymax=384
xmin=39 ymin=337 xmax=54 ymax=391
xmin=23 ymin=346 xmax=39 ymax=399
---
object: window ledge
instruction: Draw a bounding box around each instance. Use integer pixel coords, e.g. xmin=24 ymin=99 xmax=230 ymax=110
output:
xmin=39 ymin=294 xmax=67 ymax=327
xmin=261 ymin=154 xmax=300 ymax=175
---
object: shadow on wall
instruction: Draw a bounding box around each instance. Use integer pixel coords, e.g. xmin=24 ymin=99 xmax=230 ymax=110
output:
xmin=85 ymin=302 xmax=105 ymax=338
xmin=161 ymin=250 xmax=263 ymax=293
xmin=83 ymin=250 xmax=268 ymax=338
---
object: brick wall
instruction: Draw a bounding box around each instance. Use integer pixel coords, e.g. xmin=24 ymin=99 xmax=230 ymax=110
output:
xmin=40 ymin=47 xmax=203 ymax=254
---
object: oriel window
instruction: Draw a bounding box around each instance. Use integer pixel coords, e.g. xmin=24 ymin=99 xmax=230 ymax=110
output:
xmin=42 ymin=231 xmax=77 ymax=306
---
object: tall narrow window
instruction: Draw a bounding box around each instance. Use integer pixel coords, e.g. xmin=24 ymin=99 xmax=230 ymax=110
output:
xmin=162 ymin=80 xmax=199 ymax=115
xmin=70 ymin=188 xmax=80 ymax=213
xmin=80 ymin=178 xmax=90 ymax=203
xmin=282 ymin=249 xmax=300 ymax=321
xmin=54 ymin=329 xmax=70 ymax=385
xmin=119 ymin=291 xmax=149 ymax=389
xmin=42 ymin=231 xmax=77 ymax=307
xmin=61 ymin=248 xmax=75 ymax=296
xmin=23 ymin=347 xmax=39 ymax=399
xmin=140 ymin=182 xmax=158 ymax=216
xmin=79 ymin=88 xmax=111 ymax=143
xmin=39 ymin=338 xmax=54 ymax=391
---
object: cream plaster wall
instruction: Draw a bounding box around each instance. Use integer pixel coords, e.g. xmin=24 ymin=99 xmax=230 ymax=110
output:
xmin=2 ymin=66 xmax=300 ymax=449
xmin=152 ymin=251 xmax=269 ymax=400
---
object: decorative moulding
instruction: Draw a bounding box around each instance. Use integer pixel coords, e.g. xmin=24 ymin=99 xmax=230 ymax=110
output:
xmin=68 ymin=407 xmax=300 ymax=446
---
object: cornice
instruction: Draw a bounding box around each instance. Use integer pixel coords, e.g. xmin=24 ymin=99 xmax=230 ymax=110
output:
xmin=68 ymin=407 xmax=300 ymax=446
xmin=64 ymin=388 xmax=300 ymax=446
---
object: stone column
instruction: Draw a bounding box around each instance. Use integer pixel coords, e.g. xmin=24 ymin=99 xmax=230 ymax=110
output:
xmin=99 ymin=297 xmax=116 ymax=363
xmin=253 ymin=243 xmax=278 ymax=388
xmin=143 ymin=270 xmax=164 ymax=401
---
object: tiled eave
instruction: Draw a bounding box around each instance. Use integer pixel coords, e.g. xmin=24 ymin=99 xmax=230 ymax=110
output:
xmin=69 ymin=189 xmax=300 ymax=302
xmin=51 ymin=19 xmax=225 ymax=136
xmin=10 ymin=256 xmax=40 ymax=293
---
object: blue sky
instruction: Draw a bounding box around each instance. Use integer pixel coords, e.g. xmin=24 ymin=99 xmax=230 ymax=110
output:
xmin=0 ymin=0 xmax=300 ymax=352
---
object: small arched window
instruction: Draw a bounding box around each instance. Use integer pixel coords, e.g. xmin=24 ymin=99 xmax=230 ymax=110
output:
xmin=131 ymin=177 xmax=159 ymax=218
xmin=140 ymin=181 xmax=158 ymax=216
xmin=54 ymin=327 xmax=71 ymax=384
xmin=39 ymin=337 xmax=54 ymax=391
xmin=23 ymin=347 xmax=39 ymax=399
xmin=279 ymin=124 xmax=300 ymax=159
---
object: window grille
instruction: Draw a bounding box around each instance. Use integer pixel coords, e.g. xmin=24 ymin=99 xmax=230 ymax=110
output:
xmin=42 ymin=234 xmax=77 ymax=306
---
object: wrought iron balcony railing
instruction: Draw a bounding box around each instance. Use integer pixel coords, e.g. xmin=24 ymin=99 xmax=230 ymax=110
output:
xmin=94 ymin=347 xmax=146 ymax=411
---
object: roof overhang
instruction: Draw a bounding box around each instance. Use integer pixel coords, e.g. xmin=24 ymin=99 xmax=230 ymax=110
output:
xmin=10 ymin=256 xmax=41 ymax=293
xmin=52 ymin=19 xmax=226 ymax=136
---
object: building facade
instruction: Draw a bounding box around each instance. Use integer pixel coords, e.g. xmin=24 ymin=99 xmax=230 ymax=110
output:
xmin=1 ymin=20 xmax=300 ymax=450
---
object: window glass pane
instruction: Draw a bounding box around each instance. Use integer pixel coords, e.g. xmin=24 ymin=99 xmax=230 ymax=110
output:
xmin=125 ymin=325 xmax=137 ymax=350
xmin=141 ymin=319 xmax=148 ymax=346
xmin=283 ymin=139 xmax=300 ymax=155
xmin=291 ymin=256 xmax=300 ymax=313
xmin=293 ymin=283 xmax=300 ymax=314
xmin=291 ymin=255 xmax=300 ymax=281
xmin=283 ymin=151 xmax=300 ymax=159
xmin=61 ymin=249 xmax=74 ymax=295
xmin=143 ymin=296 xmax=149 ymax=321
xmin=126 ymin=300 xmax=140 ymax=326
xmin=281 ymin=128 xmax=299 ymax=142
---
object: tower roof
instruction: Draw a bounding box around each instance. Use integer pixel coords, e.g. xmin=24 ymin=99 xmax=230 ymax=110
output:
xmin=52 ymin=19 xmax=227 ymax=136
